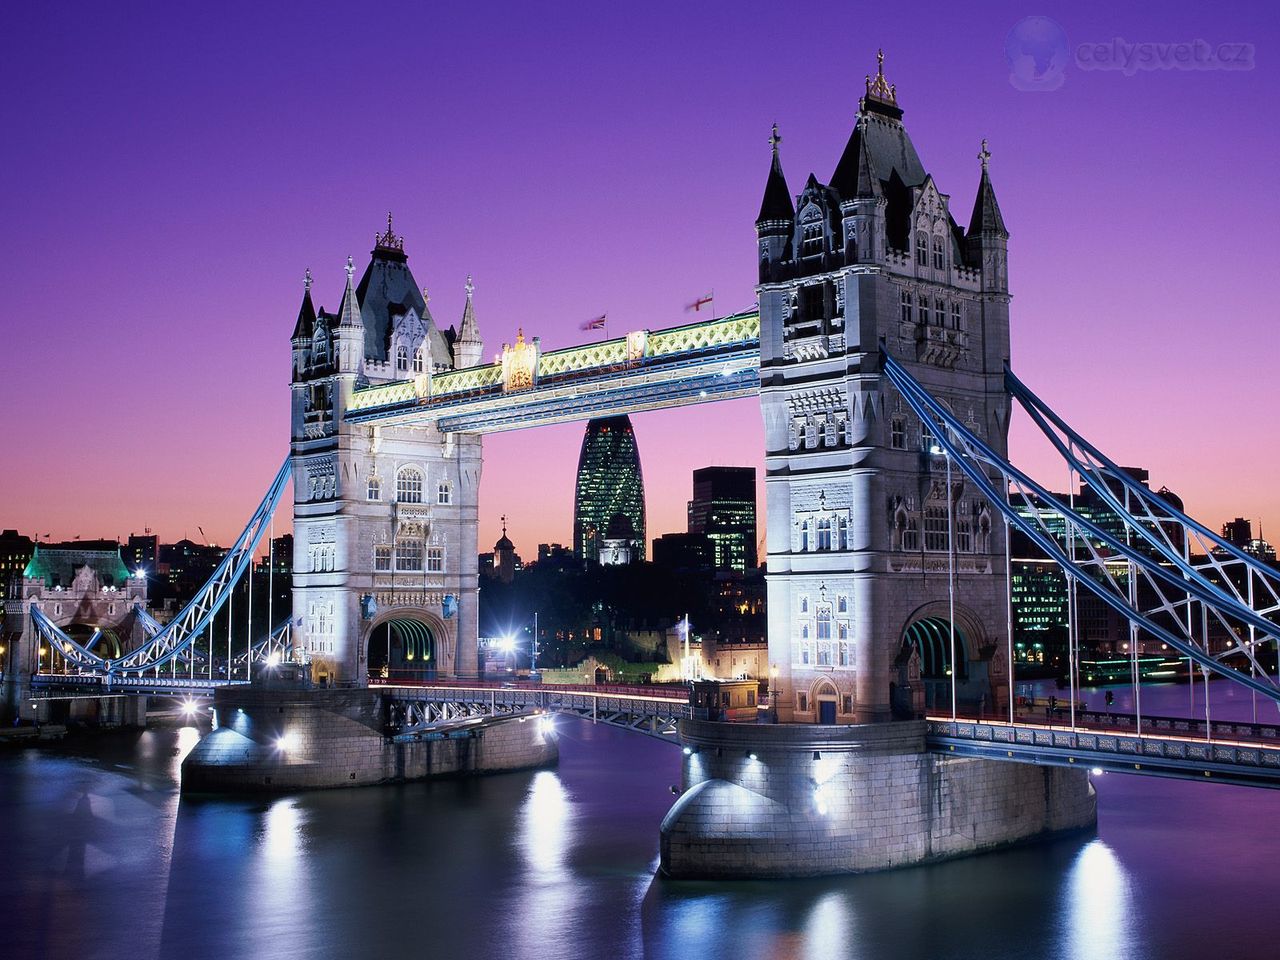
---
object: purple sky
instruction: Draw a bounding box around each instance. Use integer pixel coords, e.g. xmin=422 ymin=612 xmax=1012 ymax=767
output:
xmin=2 ymin=2 xmax=1277 ymax=553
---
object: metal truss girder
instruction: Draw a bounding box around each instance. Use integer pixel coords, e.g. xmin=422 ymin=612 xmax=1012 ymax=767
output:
xmin=881 ymin=350 xmax=1280 ymax=705
xmin=380 ymin=685 xmax=689 ymax=742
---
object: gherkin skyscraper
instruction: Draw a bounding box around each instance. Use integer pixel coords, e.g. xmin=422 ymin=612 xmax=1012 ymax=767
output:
xmin=573 ymin=415 xmax=646 ymax=564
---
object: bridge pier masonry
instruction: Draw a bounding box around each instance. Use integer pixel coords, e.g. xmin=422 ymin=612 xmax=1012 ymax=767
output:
xmin=659 ymin=62 xmax=1097 ymax=877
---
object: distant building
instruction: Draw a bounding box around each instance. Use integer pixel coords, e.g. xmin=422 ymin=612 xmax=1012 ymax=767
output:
xmin=126 ymin=532 xmax=159 ymax=572
xmin=0 ymin=530 xmax=34 ymax=597
xmin=1010 ymin=467 xmax=1186 ymax=667
xmin=652 ymin=532 xmax=715 ymax=573
xmin=599 ymin=513 xmax=637 ymax=566
xmin=535 ymin=543 xmax=577 ymax=570
xmin=687 ymin=466 xmax=757 ymax=572
xmin=1220 ymin=517 xmax=1276 ymax=562
xmin=493 ymin=518 xmax=520 ymax=584
xmin=573 ymin=415 xmax=645 ymax=564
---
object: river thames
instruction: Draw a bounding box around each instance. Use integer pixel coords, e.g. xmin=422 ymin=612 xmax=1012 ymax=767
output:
xmin=2 ymin=681 xmax=1277 ymax=960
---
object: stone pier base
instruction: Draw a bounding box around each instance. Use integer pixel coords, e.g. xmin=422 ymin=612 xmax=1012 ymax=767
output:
xmin=182 ymin=686 xmax=558 ymax=793
xmin=16 ymin=693 xmax=148 ymax=728
xmin=660 ymin=719 xmax=1096 ymax=879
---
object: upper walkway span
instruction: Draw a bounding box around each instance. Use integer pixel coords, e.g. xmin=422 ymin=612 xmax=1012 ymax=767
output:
xmin=343 ymin=311 xmax=760 ymax=433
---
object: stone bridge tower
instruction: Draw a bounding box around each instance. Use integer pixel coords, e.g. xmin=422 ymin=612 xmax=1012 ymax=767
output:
xmin=661 ymin=57 xmax=1094 ymax=880
xmin=290 ymin=218 xmax=483 ymax=684
xmin=757 ymin=54 xmax=1012 ymax=723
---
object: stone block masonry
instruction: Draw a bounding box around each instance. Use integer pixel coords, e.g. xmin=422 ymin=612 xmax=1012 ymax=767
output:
xmin=182 ymin=686 xmax=557 ymax=793
xmin=660 ymin=719 xmax=1095 ymax=878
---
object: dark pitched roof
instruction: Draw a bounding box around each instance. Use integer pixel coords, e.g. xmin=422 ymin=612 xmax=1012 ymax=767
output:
xmin=829 ymin=121 xmax=877 ymax=201
xmin=291 ymin=288 xmax=316 ymax=341
xmin=830 ymin=112 xmax=927 ymax=200
xmin=968 ymin=166 xmax=1008 ymax=238
xmin=756 ymin=142 xmax=794 ymax=224
xmin=355 ymin=247 xmax=451 ymax=364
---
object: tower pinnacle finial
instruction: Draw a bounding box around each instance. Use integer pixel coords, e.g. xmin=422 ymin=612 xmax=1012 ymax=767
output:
xmin=345 ymin=256 xmax=354 ymax=280
xmin=422 ymin=286 xmax=430 ymax=306
xmin=979 ymin=138 xmax=991 ymax=172
xmin=769 ymin=122 xmax=781 ymax=155
xmin=304 ymin=267 xmax=312 ymax=291
xmin=375 ymin=211 xmax=404 ymax=251
xmin=864 ymin=48 xmax=898 ymax=106
xmin=465 ymin=274 xmax=475 ymax=299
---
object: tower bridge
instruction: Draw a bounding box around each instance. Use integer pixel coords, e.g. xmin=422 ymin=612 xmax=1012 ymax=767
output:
xmin=11 ymin=53 xmax=1280 ymax=877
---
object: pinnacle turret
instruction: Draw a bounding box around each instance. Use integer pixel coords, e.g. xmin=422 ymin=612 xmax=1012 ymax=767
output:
xmin=453 ymin=274 xmax=484 ymax=368
xmin=967 ymin=139 xmax=1008 ymax=238
xmin=338 ymin=256 xmax=363 ymax=328
xmin=756 ymin=123 xmax=794 ymax=225
xmin=291 ymin=268 xmax=317 ymax=341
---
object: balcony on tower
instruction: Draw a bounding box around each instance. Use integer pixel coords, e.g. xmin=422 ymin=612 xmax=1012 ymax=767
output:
xmin=914 ymin=322 xmax=967 ymax=368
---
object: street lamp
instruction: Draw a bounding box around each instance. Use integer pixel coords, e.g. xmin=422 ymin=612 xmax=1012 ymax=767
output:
xmin=770 ymin=663 xmax=780 ymax=723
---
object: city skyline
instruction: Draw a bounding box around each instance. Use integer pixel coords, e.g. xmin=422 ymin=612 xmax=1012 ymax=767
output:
xmin=3 ymin=3 xmax=1278 ymax=553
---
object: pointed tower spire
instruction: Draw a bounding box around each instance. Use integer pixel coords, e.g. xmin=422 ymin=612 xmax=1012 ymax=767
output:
xmin=968 ymin=139 xmax=1008 ymax=238
xmin=338 ymin=256 xmax=362 ymax=327
xmin=291 ymin=268 xmax=316 ymax=341
xmin=756 ymin=122 xmax=795 ymax=225
xmin=453 ymin=274 xmax=485 ymax=368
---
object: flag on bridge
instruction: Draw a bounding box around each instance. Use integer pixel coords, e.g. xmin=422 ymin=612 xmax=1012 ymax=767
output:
xmin=580 ymin=314 xmax=607 ymax=330
xmin=685 ymin=293 xmax=714 ymax=313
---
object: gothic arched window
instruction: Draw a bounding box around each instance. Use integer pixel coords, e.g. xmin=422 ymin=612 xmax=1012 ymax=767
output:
xmin=396 ymin=467 xmax=423 ymax=504
xmin=367 ymin=475 xmax=381 ymax=501
xmin=932 ymin=235 xmax=945 ymax=270
xmin=915 ymin=231 xmax=928 ymax=266
xmin=413 ymin=348 xmax=425 ymax=374
xmin=817 ymin=518 xmax=832 ymax=551
xmin=396 ymin=346 xmax=409 ymax=372
xmin=437 ymin=481 xmax=452 ymax=505
xmin=816 ymin=605 xmax=833 ymax=640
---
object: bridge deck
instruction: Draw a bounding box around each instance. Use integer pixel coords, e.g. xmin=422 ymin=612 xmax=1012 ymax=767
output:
xmin=927 ymin=716 xmax=1280 ymax=789
xmin=379 ymin=682 xmax=690 ymax=740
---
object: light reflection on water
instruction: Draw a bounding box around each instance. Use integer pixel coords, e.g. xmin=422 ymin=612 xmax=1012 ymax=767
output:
xmin=0 ymin=684 xmax=1276 ymax=960
xmin=1063 ymin=840 xmax=1135 ymax=960
xmin=519 ymin=770 xmax=571 ymax=878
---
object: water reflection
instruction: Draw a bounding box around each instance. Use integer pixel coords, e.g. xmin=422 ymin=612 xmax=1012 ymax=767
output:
xmin=260 ymin=796 xmax=305 ymax=869
xmin=1063 ymin=840 xmax=1135 ymax=960
xmin=804 ymin=892 xmax=857 ymax=957
xmin=519 ymin=770 xmax=571 ymax=878
xmin=514 ymin=771 xmax=577 ymax=958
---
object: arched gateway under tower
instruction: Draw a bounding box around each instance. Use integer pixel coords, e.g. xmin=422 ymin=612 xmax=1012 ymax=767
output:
xmin=365 ymin=613 xmax=439 ymax=682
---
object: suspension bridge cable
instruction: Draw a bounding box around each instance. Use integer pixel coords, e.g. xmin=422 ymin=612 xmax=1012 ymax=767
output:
xmin=881 ymin=349 xmax=1280 ymax=706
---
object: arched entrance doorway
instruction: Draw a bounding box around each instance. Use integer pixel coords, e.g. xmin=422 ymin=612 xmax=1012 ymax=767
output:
xmin=902 ymin=616 xmax=969 ymax=712
xmin=812 ymin=678 xmax=839 ymax=725
xmin=367 ymin=617 xmax=437 ymax=682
